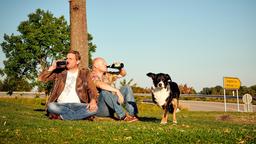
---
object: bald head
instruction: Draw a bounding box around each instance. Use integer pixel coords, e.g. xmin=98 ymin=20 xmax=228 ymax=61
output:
xmin=92 ymin=57 xmax=105 ymax=67
xmin=92 ymin=57 xmax=108 ymax=72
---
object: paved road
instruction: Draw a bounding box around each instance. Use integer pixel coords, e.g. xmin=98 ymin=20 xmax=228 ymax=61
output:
xmin=142 ymin=100 xmax=256 ymax=112
xmin=180 ymin=100 xmax=256 ymax=112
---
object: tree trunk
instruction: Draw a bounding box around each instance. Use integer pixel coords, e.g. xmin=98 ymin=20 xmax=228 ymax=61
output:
xmin=69 ymin=0 xmax=88 ymax=69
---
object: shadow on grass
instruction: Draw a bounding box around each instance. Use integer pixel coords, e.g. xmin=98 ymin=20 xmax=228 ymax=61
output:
xmin=93 ymin=116 xmax=160 ymax=123
xmin=32 ymin=108 xmax=161 ymax=123
xmin=34 ymin=108 xmax=45 ymax=112
xmin=138 ymin=116 xmax=159 ymax=122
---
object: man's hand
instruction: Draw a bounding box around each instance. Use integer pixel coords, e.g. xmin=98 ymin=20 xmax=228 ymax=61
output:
xmin=48 ymin=60 xmax=57 ymax=71
xmin=115 ymin=90 xmax=124 ymax=104
xmin=87 ymin=99 xmax=98 ymax=112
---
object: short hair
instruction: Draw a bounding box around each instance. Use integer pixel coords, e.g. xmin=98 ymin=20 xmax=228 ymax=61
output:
xmin=68 ymin=50 xmax=81 ymax=61
xmin=92 ymin=57 xmax=105 ymax=70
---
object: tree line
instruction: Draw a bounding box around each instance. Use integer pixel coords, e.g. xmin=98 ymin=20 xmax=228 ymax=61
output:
xmin=200 ymin=85 xmax=256 ymax=96
xmin=119 ymin=79 xmax=197 ymax=95
xmin=120 ymin=78 xmax=255 ymax=97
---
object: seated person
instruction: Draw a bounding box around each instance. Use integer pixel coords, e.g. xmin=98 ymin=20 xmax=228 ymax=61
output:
xmin=91 ymin=57 xmax=138 ymax=122
xmin=38 ymin=50 xmax=98 ymax=120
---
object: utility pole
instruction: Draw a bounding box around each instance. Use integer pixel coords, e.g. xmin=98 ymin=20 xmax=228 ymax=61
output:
xmin=69 ymin=0 xmax=88 ymax=69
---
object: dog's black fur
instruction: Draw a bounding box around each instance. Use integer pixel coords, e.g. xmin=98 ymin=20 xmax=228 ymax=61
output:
xmin=147 ymin=72 xmax=180 ymax=124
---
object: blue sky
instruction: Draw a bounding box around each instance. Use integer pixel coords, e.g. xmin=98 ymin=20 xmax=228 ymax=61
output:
xmin=0 ymin=0 xmax=255 ymax=92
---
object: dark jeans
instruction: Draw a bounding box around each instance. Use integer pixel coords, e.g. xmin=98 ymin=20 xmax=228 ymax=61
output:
xmin=96 ymin=85 xmax=138 ymax=119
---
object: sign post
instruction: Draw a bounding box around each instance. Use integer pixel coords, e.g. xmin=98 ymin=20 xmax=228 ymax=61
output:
xmin=223 ymin=77 xmax=241 ymax=112
xmin=224 ymin=89 xmax=227 ymax=111
xmin=236 ymin=89 xmax=239 ymax=111
xmin=242 ymin=94 xmax=253 ymax=112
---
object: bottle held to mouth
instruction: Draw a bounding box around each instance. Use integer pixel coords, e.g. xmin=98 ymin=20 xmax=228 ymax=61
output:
xmin=107 ymin=62 xmax=124 ymax=70
xmin=56 ymin=60 xmax=67 ymax=69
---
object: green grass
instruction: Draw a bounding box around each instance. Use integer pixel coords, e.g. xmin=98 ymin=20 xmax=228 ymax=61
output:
xmin=0 ymin=97 xmax=255 ymax=144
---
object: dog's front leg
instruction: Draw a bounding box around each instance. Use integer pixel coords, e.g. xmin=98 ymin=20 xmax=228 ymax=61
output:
xmin=161 ymin=105 xmax=168 ymax=124
xmin=171 ymin=98 xmax=178 ymax=124
xmin=151 ymin=88 xmax=157 ymax=104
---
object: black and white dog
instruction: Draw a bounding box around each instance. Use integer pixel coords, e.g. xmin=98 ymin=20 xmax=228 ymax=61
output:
xmin=147 ymin=72 xmax=180 ymax=124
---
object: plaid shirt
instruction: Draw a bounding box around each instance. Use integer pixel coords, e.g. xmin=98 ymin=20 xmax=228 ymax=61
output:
xmin=90 ymin=71 xmax=122 ymax=87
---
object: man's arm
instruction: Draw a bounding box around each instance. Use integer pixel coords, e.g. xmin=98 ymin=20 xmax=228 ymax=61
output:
xmin=119 ymin=68 xmax=126 ymax=77
xmin=38 ymin=61 xmax=58 ymax=82
xmin=95 ymin=81 xmax=119 ymax=93
xmin=85 ymin=70 xmax=99 ymax=112
xmin=86 ymin=70 xmax=99 ymax=101
xmin=107 ymin=68 xmax=126 ymax=84
xmin=38 ymin=69 xmax=56 ymax=83
xmin=94 ymin=80 xmax=124 ymax=104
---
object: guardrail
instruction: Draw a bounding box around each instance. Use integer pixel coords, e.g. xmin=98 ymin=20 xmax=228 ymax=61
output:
xmin=134 ymin=93 xmax=255 ymax=99
xmin=0 ymin=92 xmax=45 ymax=98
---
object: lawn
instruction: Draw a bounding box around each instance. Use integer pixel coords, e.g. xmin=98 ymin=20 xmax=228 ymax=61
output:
xmin=0 ymin=97 xmax=255 ymax=144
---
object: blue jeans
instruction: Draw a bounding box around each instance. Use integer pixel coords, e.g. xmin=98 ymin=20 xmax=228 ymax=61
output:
xmin=47 ymin=102 xmax=96 ymax=120
xmin=96 ymin=85 xmax=138 ymax=119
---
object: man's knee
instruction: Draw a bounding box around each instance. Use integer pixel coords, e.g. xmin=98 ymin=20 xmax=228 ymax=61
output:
xmin=100 ymin=90 xmax=112 ymax=96
xmin=47 ymin=102 xmax=58 ymax=112
xmin=100 ymin=91 xmax=117 ymax=100
xmin=121 ymin=85 xmax=132 ymax=92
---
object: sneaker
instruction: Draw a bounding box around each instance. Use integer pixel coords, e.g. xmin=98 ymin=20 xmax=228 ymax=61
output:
xmin=84 ymin=116 xmax=95 ymax=121
xmin=49 ymin=113 xmax=62 ymax=120
xmin=123 ymin=115 xmax=138 ymax=122
xmin=134 ymin=114 xmax=140 ymax=120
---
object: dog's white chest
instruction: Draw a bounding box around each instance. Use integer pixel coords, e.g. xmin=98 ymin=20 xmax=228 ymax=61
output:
xmin=152 ymin=88 xmax=170 ymax=106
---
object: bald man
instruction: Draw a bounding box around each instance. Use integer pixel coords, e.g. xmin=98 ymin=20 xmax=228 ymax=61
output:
xmin=91 ymin=57 xmax=138 ymax=122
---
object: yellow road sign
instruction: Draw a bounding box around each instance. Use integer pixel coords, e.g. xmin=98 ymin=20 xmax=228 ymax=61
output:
xmin=223 ymin=77 xmax=241 ymax=90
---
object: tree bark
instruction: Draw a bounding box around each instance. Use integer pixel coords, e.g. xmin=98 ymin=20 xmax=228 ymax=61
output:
xmin=69 ymin=0 xmax=88 ymax=69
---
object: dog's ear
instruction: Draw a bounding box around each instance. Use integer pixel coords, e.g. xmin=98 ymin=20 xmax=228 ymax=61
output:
xmin=147 ymin=72 xmax=155 ymax=79
xmin=165 ymin=74 xmax=172 ymax=82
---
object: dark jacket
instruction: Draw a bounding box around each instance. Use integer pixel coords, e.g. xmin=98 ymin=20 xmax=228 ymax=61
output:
xmin=38 ymin=68 xmax=98 ymax=104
